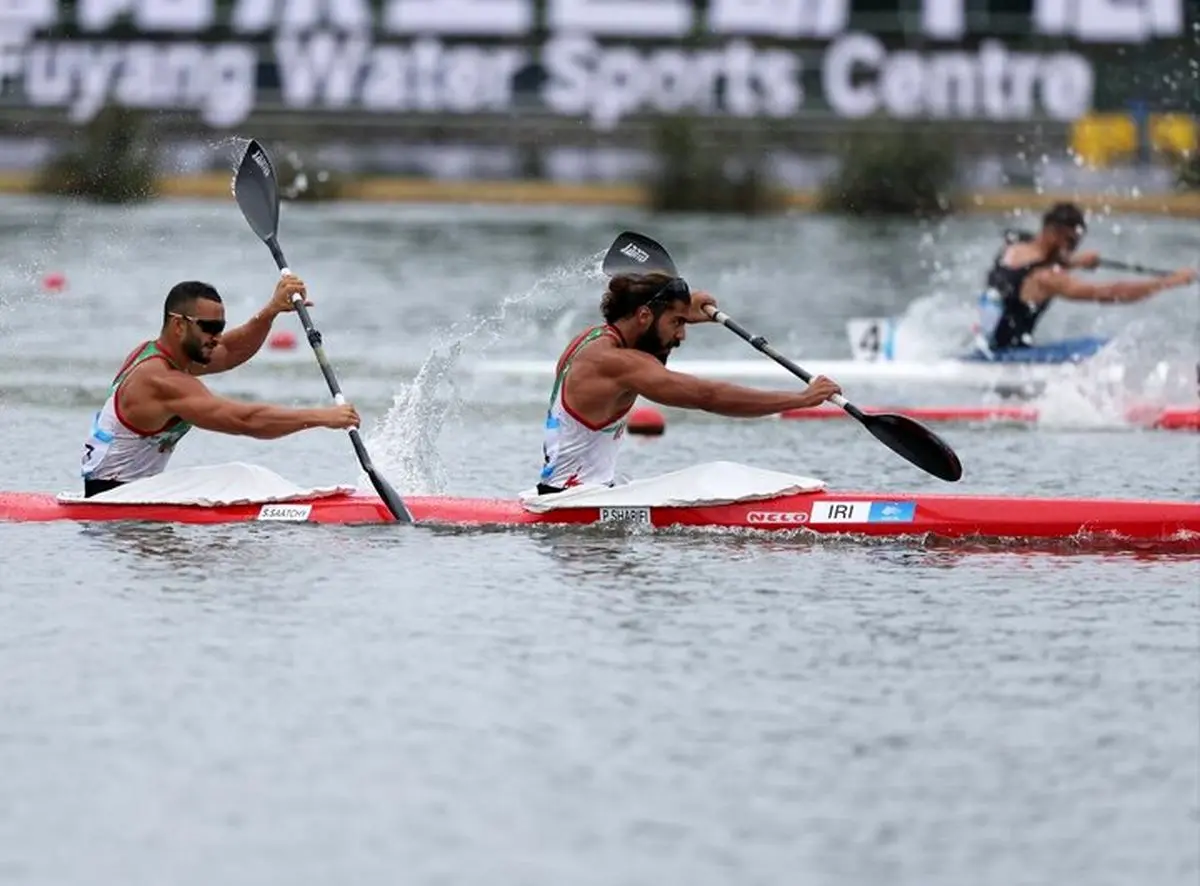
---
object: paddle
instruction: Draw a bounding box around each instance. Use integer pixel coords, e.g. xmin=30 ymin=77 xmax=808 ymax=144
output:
xmin=231 ymin=139 xmax=414 ymax=524
xmin=1004 ymin=228 xmax=1172 ymax=276
xmin=602 ymin=230 xmax=678 ymax=277
xmin=602 ymin=231 xmax=964 ymax=483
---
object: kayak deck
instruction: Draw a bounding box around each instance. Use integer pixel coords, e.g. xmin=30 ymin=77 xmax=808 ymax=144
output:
xmin=2 ymin=490 xmax=1197 ymax=549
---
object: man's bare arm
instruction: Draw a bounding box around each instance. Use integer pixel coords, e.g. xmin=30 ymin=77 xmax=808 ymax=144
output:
xmin=193 ymin=309 xmax=277 ymax=375
xmin=1035 ymin=267 xmax=1195 ymax=304
xmin=192 ymin=275 xmax=311 ymax=375
xmin=606 ymin=351 xmax=838 ymax=417
xmin=149 ymin=373 xmax=355 ymax=439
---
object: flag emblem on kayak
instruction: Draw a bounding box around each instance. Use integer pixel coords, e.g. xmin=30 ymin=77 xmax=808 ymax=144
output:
xmin=868 ymin=501 xmax=916 ymax=522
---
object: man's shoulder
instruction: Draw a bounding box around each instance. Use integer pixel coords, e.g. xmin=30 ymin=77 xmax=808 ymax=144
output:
xmin=1026 ymin=262 xmax=1069 ymax=282
xmin=1023 ymin=264 xmax=1072 ymax=300
xmin=125 ymin=357 xmax=199 ymax=396
xmin=999 ymin=243 xmax=1045 ymax=268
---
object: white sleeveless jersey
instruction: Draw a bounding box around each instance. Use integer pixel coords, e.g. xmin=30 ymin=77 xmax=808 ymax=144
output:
xmin=81 ymin=341 xmax=193 ymax=482
xmin=539 ymin=326 xmax=632 ymax=490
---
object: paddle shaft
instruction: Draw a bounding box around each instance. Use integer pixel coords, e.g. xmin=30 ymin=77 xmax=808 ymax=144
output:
xmin=705 ymin=306 xmax=861 ymax=418
xmin=261 ymin=238 xmax=343 ymax=388
xmin=264 ymin=237 xmax=413 ymax=523
xmin=1095 ymin=258 xmax=1171 ymax=277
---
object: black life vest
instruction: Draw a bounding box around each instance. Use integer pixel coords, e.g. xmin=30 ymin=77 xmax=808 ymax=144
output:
xmin=984 ymin=249 xmax=1059 ymax=350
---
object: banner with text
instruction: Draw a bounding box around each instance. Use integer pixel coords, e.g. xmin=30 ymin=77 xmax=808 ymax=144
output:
xmin=0 ymin=0 xmax=1188 ymax=129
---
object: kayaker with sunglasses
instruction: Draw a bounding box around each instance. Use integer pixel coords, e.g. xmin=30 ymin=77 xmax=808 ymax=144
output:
xmin=537 ymin=272 xmax=842 ymax=494
xmin=973 ymin=202 xmax=1196 ymax=357
xmin=79 ymin=276 xmax=360 ymax=497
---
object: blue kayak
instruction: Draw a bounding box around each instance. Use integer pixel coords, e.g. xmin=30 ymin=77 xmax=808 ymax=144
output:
xmin=847 ymin=320 xmax=1110 ymax=366
xmin=959 ymin=335 xmax=1110 ymax=364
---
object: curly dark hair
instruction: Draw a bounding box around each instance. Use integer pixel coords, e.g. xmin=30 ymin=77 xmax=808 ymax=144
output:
xmin=601 ymin=273 xmax=689 ymax=324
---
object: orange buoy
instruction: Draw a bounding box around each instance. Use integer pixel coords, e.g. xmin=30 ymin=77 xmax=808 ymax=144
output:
xmin=42 ymin=272 xmax=66 ymax=292
xmin=627 ymin=405 xmax=666 ymax=436
xmin=268 ymin=330 xmax=297 ymax=350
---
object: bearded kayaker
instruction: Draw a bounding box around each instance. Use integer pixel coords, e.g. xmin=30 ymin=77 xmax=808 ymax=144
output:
xmin=973 ymin=202 xmax=1197 ymax=357
xmin=79 ymin=277 xmax=360 ymax=497
xmin=537 ymin=272 xmax=842 ymax=494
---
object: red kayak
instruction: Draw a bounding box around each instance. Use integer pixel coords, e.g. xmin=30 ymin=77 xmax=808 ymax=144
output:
xmin=2 ymin=487 xmax=1198 ymax=549
xmin=780 ymin=404 xmax=1200 ymax=431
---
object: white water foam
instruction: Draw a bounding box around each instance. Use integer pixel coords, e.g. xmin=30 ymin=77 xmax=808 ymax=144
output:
xmin=880 ymin=295 xmax=978 ymax=361
xmin=1013 ymin=319 xmax=1199 ymax=429
xmin=360 ymin=250 xmax=607 ymax=494
xmin=855 ymin=220 xmax=993 ymax=362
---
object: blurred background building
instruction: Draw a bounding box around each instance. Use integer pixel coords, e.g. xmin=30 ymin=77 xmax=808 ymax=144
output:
xmin=0 ymin=0 xmax=1193 ymax=201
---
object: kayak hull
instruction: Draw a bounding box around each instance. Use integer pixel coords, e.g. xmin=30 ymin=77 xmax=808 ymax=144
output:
xmin=780 ymin=404 xmax=1200 ymax=431
xmin=847 ymin=318 xmax=1111 ymax=365
xmin=2 ymin=490 xmax=1197 ymax=547
xmin=959 ymin=336 xmax=1110 ymax=364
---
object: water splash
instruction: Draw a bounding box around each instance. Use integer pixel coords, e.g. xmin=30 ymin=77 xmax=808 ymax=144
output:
xmin=1027 ymin=325 xmax=1199 ymax=429
xmin=887 ymin=296 xmax=978 ymax=360
xmin=217 ymin=136 xmax=252 ymax=174
xmin=360 ymin=250 xmax=606 ymax=494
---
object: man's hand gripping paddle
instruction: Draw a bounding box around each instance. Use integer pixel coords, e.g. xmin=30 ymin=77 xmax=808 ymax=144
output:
xmin=601 ymin=231 xmax=964 ymax=483
xmin=231 ymin=140 xmax=414 ymax=523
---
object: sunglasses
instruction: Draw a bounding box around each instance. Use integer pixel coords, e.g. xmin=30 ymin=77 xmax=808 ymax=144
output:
xmin=171 ymin=312 xmax=226 ymax=336
xmin=645 ymin=276 xmax=690 ymax=305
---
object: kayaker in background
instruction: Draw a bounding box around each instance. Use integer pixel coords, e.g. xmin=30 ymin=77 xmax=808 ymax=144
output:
xmin=79 ymin=277 xmax=360 ymax=497
xmin=973 ymin=201 xmax=1196 ymax=357
xmin=537 ymin=272 xmax=842 ymax=494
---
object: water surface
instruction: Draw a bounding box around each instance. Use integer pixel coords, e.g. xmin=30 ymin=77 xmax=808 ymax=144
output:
xmin=0 ymin=196 xmax=1196 ymax=886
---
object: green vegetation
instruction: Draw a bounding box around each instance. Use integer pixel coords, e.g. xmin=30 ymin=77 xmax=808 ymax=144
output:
xmin=33 ymin=105 xmax=159 ymax=203
xmin=1172 ymin=151 xmax=1200 ymax=191
xmin=647 ymin=115 xmax=785 ymax=215
xmin=273 ymin=148 xmax=350 ymax=202
xmin=818 ymin=126 xmax=960 ymax=218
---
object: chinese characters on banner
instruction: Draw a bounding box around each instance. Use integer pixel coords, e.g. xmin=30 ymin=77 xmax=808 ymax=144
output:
xmin=0 ymin=0 xmax=1186 ymax=128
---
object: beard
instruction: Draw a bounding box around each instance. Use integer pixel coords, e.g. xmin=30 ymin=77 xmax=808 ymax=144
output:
xmin=634 ymin=326 xmax=677 ymax=365
xmin=182 ymin=334 xmax=212 ymax=365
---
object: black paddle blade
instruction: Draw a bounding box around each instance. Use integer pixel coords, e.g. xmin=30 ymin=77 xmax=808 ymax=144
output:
xmin=232 ymin=140 xmax=281 ymax=244
xmin=602 ymin=231 xmax=678 ymax=277
xmin=861 ymin=413 xmax=964 ymax=482
xmin=348 ymin=430 xmax=413 ymax=524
